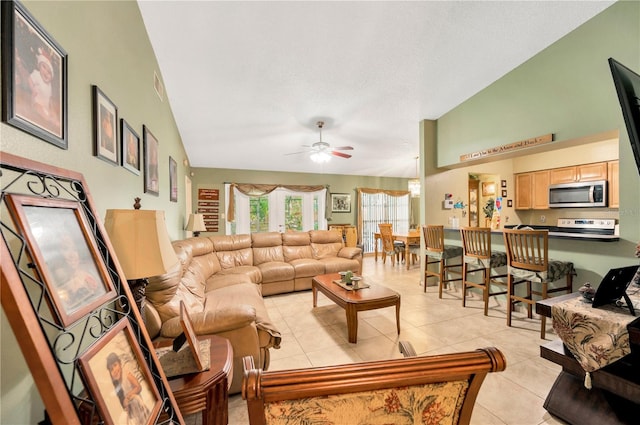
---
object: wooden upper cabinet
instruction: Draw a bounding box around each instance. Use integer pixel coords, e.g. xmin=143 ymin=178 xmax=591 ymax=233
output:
xmin=550 ymin=162 xmax=608 ymax=184
xmin=608 ymin=160 xmax=619 ymax=208
xmin=515 ymin=173 xmax=532 ymax=210
xmin=515 ymin=171 xmax=549 ymax=210
xmin=532 ymin=170 xmax=550 ymax=209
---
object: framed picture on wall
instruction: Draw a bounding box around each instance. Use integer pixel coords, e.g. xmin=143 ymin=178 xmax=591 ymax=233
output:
xmin=143 ymin=125 xmax=159 ymax=196
xmin=93 ymin=85 xmax=118 ymax=165
xmin=3 ymin=194 xmax=117 ymax=326
xmin=481 ymin=182 xmax=496 ymax=196
xmin=1 ymin=0 xmax=68 ymax=148
xmin=121 ymin=119 xmax=140 ymax=175
xmin=331 ymin=193 xmax=351 ymax=213
xmin=78 ymin=319 xmax=162 ymax=425
xmin=169 ymin=156 xmax=177 ymax=202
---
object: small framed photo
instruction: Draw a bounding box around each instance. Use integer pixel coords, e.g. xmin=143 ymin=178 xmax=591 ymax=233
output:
xmin=180 ymin=302 xmax=205 ymax=371
xmin=121 ymin=119 xmax=140 ymax=175
xmin=143 ymin=125 xmax=159 ymax=196
xmin=169 ymin=156 xmax=177 ymax=202
xmin=4 ymin=194 xmax=117 ymax=326
xmin=92 ymin=85 xmax=118 ymax=165
xmin=501 ymin=189 xmax=508 ymax=198
xmin=331 ymin=193 xmax=351 ymax=213
xmin=507 ymin=199 xmax=513 ymax=207
xmin=481 ymin=182 xmax=496 ymax=196
xmin=1 ymin=0 xmax=68 ymax=148
xmin=78 ymin=319 xmax=162 ymax=425
xmin=501 ymin=179 xmax=507 ymax=188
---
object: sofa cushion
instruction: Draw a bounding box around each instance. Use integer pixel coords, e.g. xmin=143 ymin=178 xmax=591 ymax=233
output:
xmin=283 ymin=231 xmax=314 ymax=262
xmin=310 ymin=229 xmax=344 ymax=259
xmin=204 ymin=283 xmax=281 ymax=349
xmin=288 ymin=258 xmax=325 ymax=278
xmin=216 ymin=264 xmax=262 ymax=283
xmin=257 ymin=261 xmax=295 ymax=283
xmin=252 ymin=232 xmax=285 ymax=263
xmin=318 ymin=257 xmax=361 ymax=274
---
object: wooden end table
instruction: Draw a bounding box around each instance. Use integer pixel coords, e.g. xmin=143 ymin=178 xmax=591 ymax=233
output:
xmin=155 ymin=335 xmax=233 ymax=425
xmin=312 ymin=273 xmax=400 ymax=343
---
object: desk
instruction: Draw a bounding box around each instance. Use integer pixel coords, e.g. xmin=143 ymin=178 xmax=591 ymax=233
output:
xmin=155 ymin=335 xmax=233 ymax=425
xmin=536 ymin=294 xmax=640 ymax=424
xmin=373 ymin=231 xmax=420 ymax=270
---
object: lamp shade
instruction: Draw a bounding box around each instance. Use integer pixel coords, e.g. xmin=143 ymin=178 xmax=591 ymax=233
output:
xmin=104 ymin=209 xmax=178 ymax=280
xmin=185 ymin=213 xmax=207 ymax=232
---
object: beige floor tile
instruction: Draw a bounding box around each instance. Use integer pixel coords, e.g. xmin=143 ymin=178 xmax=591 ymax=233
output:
xmin=225 ymin=256 xmax=566 ymax=425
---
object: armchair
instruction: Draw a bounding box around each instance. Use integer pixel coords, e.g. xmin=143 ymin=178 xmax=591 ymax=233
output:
xmin=242 ymin=343 xmax=506 ymax=425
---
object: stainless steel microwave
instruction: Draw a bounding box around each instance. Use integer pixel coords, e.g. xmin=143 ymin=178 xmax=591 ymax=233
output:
xmin=548 ymin=180 xmax=607 ymax=208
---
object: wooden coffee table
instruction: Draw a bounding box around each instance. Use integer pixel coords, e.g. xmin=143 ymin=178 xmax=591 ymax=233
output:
xmin=312 ymin=273 xmax=400 ymax=343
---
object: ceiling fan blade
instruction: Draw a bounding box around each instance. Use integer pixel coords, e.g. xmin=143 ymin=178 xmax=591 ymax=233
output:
xmin=284 ymin=150 xmax=311 ymax=156
xmin=332 ymin=146 xmax=354 ymax=150
xmin=331 ymin=151 xmax=352 ymax=159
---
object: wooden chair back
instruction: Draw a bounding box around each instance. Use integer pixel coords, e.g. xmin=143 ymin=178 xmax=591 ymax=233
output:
xmin=423 ymin=224 xmax=445 ymax=253
xmin=242 ymin=346 xmax=506 ymax=425
xmin=502 ymin=228 xmax=548 ymax=273
xmin=378 ymin=223 xmax=396 ymax=254
xmin=460 ymin=226 xmax=492 ymax=260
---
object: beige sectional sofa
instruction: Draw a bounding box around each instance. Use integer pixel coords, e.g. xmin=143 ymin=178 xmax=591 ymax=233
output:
xmin=144 ymin=230 xmax=362 ymax=393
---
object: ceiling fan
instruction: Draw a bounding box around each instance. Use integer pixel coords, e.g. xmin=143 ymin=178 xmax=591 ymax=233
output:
xmin=287 ymin=121 xmax=354 ymax=162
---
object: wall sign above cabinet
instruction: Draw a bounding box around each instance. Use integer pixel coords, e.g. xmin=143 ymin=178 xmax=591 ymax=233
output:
xmin=460 ymin=133 xmax=554 ymax=162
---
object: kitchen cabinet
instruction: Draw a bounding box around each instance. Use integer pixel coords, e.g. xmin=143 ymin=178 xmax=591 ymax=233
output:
xmin=549 ymin=162 xmax=608 ymax=184
xmin=515 ymin=170 xmax=549 ymax=210
xmin=607 ymin=160 xmax=619 ymax=208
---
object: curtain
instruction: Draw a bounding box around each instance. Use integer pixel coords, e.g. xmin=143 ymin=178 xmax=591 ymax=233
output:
xmin=357 ymin=188 xmax=410 ymax=253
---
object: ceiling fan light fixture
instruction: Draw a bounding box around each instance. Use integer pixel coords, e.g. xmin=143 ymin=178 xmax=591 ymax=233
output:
xmin=310 ymin=150 xmax=331 ymax=163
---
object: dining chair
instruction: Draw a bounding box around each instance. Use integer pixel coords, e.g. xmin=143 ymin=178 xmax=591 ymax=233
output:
xmin=378 ymin=223 xmax=402 ymax=265
xmin=423 ymin=225 xmax=463 ymax=296
xmin=502 ymin=228 xmax=575 ymax=339
xmin=459 ymin=227 xmax=508 ymax=315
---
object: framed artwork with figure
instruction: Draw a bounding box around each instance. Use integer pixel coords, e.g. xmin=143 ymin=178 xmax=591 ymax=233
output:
xmin=143 ymin=125 xmax=159 ymax=196
xmin=93 ymin=85 xmax=118 ymax=165
xmin=78 ymin=319 xmax=162 ymax=425
xmin=3 ymin=194 xmax=117 ymax=326
xmin=1 ymin=0 xmax=68 ymax=148
xmin=331 ymin=193 xmax=351 ymax=213
xmin=121 ymin=119 xmax=140 ymax=175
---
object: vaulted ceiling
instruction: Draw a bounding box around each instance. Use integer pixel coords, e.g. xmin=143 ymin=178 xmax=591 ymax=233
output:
xmin=138 ymin=1 xmax=614 ymax=178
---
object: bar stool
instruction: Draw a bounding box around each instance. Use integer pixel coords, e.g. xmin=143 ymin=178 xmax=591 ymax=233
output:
xmin=423 ymin=225 xmax=463 ymax=296
xmin=502 ymin=228 xmax=575 ymax=339
xmin=460 ymin=227 xmax=508 ymax=315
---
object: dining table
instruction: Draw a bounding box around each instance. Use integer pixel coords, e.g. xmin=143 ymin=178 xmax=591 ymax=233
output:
xmin=373 ymin=230 xmax=421 ymax=270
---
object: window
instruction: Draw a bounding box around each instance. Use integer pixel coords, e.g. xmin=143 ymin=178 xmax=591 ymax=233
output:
xmin=359 ymin=190 xmax=410 ymax=253
xmin=226 ymin=185 xmax=326 ymax=234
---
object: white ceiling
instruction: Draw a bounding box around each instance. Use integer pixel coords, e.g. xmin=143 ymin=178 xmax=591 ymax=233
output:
xmin=137 ymin=1 xmax=614 ymax=178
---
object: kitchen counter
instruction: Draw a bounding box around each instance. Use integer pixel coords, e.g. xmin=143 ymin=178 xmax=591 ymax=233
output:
xmin=443 ymin=226 xmax=619 ymax=242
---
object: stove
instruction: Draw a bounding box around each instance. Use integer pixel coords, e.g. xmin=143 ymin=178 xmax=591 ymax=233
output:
xmin=552 ymin=218 xmax=617 ymax=239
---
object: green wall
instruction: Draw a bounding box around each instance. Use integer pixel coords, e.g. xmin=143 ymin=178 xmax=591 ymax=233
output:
xmin=430 ymin=0 xmax=640 ymax=277
xmin=0 ymin=1 xmax=188 ymax=423
xmin=190 ymin=167 xmax=408 ymax=233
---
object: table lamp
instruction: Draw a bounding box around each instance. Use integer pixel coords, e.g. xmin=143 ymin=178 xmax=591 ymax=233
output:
xmin=185 ymin=213 xmax=207 ymax=237
xmin=104 ymin=207 xmax=178 ymax=318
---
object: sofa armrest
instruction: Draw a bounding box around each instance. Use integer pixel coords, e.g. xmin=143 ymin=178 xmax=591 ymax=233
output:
xmin=338 ymin=246 xmax=362 ymax=259
xmin=160 ymin=305 xmax=257 ymax=338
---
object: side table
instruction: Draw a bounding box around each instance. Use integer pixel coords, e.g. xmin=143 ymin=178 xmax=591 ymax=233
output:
xmin=155 ymin=335 xmax=233 ymax=425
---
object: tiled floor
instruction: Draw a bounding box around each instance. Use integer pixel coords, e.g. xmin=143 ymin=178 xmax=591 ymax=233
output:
xmin=191 ymin=256 xmax=569 ymax=425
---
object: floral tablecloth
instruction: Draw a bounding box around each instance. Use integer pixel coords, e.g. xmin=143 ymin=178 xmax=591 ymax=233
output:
xmin=551 ymin=286 xmax=640 ymax=387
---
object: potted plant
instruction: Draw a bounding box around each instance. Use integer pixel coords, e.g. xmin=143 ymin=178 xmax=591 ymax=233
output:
xmin=483 ymin=198 xmax=495 ymax=227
